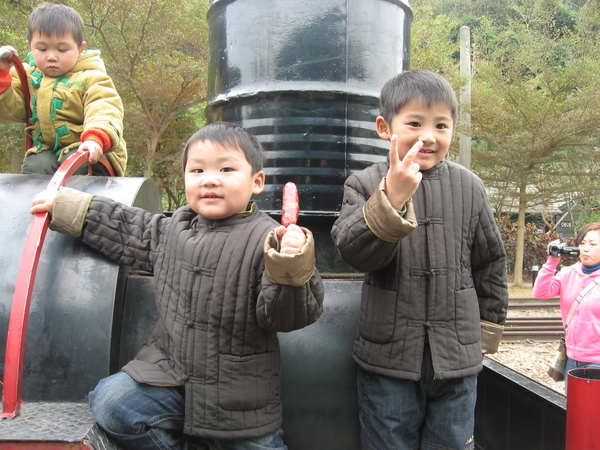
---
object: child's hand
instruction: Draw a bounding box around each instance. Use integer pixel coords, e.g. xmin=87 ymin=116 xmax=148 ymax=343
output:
xmin=276 ymin=224 xmax=306 ymax=255
xmin=78 ymin=140 xmax=104 ymax=164
xmin=0 ymin=46 xmax=17 ymax=68
xmin=30 ymin=189 xmax=58 ymax=215
xmin=385 ymin=135 xmax=423 ymax=210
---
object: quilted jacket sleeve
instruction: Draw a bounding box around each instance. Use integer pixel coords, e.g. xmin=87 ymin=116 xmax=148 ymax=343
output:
xmin=77 ymin=69 xmax=127 ymax=176
xmin=49 ymin=186 xmax=163 ymax=272
xmin=331 ymin=166 xmax=417 ymax=273
xmin=470 ymin=181 xmax=509 ymax=353
xmin=256 ymin=228 xmax=324 ymax=333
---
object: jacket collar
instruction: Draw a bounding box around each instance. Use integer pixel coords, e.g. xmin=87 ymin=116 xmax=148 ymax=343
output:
xmin=420 ymin=160 xmax=447 ymax=177
xmin=571 ymin=262 xmax=600 ymax=277
xmin=193 ymin=202 xmax=260 ymax=228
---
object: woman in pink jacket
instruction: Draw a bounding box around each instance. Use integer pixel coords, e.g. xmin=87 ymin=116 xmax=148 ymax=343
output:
xmin=533 ymin=222 xmax=600 ymax=380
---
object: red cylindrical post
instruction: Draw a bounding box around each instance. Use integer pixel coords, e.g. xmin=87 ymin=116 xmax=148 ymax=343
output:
xmin=566 ymin=368 xmax=600 ymax=450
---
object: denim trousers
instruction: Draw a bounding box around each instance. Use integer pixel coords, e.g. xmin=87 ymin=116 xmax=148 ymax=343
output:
xmin=88 ymin=371 xmax=287 ymax=450
xmin=357 ymin=345 xmax=477 ymax=450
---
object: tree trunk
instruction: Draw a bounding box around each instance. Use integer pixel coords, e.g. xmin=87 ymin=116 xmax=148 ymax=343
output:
xmin=144 ymin=134 xmax=159 ymax=178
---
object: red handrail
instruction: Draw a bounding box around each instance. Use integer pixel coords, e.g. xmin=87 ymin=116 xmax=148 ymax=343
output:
xmin=1 ymin=152 xmax=115 ymax=418
xmin=0 ymin=49 xmax=32 ymax=150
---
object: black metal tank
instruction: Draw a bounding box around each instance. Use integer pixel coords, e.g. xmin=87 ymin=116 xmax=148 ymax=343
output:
xmin=0 ymin=175 xmax=162 ymax=401
xmin=205 ymin=0 xmax=412 ymax=216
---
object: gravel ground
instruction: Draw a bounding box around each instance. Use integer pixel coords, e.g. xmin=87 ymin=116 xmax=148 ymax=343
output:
xmin=487 ymin=297 xmax=566 ymax=396
xmin=487 ymin=340 xmax=566 ymax=395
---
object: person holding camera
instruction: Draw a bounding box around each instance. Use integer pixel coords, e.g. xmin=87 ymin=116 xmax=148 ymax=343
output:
xmin=533 ymin=222 xmax=600 ymax=382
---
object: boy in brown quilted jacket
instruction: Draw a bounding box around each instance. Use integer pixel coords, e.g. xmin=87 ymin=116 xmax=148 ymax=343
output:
xmin=331 ymin=69 xmax=508 ymax=450
xmin=31 ymin=121 xmax=324 ymax=449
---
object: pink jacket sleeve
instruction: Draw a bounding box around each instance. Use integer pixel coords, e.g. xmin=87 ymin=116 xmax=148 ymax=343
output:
xmin=533 ymin=257 xmax=562 ymax=299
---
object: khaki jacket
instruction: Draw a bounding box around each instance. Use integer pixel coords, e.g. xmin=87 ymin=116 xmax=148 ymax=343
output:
xmin=0 ymin=50 xmax=127 ymax=175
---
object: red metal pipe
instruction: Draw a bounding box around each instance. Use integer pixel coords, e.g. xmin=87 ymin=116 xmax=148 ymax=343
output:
xmin=566 ymin=368 xmax=600 ymax=449
xmin=0 ymin=49 xmax=32 ymax=150
xmin=0 ymin=443 xmax=92 ymax=449
xmin=1 ymin=152 xmax=114 ymax=418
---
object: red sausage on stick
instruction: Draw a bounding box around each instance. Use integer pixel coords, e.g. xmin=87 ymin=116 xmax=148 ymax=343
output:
xmin=281 ymin=182 xmax=299 ymax=227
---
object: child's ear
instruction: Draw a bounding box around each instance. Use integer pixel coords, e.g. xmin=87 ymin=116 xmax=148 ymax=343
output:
xmin=78 ymin=41 xmax=87 ymax=54
xmin=376 ymin=116 xmax=391 ymax=140
xmin=252 ymin=170 xmax=266 ymax=195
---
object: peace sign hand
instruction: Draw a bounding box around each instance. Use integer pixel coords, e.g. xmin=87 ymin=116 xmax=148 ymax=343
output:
xmin=384 ymin=135 xmax=423 ymax=210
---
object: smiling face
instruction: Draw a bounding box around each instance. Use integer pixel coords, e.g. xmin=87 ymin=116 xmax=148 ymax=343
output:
xmin=579 ymin=230 xmax=600 ymax=266
xmin=184 ymin=140 xmax=265 ymax=220
xmin=376 ymin=98 xmax=454 ymax=171
xmin=28 ymin=30 xmax=85 ymax=77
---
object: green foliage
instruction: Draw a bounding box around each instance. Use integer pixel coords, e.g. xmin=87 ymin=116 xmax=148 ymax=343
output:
xmin=410 ymin=0 xmax=600 ymax=284
xmin=68 ymin=0 xmax=210 ymax=181
xmin=0 ymin=1 xmax=30 ymax=51
xmin=410 ymin=1 xmax=458 ymax=73
xmin=0 ymin=122 xmax=26 ymax=173
xmin=469 ymin=0 xmax=600 ymax=283
xmin=434 ymin=0 xmax=523 ymax=28
xmin=574 ymin=206 xmax=600 ymax=231
xmin=0 ymin=0 xmax=33 ymax=173
xmin=410 ymin=1 xmax=462 ymax=158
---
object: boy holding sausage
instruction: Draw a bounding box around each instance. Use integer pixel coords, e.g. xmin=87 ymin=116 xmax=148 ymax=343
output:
xmin=31 ymin=121 xmax=324 ymax=449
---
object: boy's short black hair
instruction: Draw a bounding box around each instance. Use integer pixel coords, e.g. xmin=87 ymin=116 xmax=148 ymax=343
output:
xmin=182 ymin=122 xmax=265 ymax=174
xmin=28 ymin=3 xmax=85 ymax=47
xmin=379 ymin=69 xmax=458 ymax=128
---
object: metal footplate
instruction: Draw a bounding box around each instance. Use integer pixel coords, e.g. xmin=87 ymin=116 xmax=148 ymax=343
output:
xmin=0 ymin=402 xmax=122 ymax=449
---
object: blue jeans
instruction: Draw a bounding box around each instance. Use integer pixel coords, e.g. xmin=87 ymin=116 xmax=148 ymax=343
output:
xmin=357 ymin=345 xmax=477 ymax=450
xmin=89 ymin=371 xmax=287 ymax=450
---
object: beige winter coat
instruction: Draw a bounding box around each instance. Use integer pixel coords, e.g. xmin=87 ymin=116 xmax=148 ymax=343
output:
xmin=0 ymin=50 xmax=127 ymax=175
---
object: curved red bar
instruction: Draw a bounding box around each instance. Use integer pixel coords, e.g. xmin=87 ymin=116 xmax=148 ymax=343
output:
xmin=5 ymin=54 xmax=33 ymax=150
xmin=1 ymin=151 xmax=114 ymax=418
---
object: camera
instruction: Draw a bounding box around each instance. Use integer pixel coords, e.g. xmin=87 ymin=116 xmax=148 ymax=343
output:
xmin=548 ymin=242 xmax=580 ymax=257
